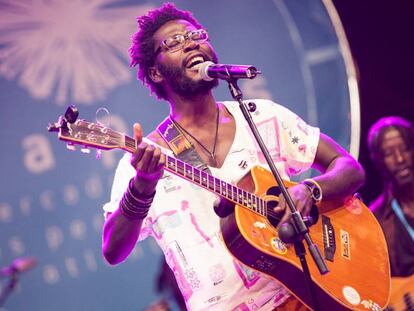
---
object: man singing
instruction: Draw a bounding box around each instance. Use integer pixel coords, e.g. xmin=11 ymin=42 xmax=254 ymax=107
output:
xmin=102 ymin=3 xmax=365 ymax=310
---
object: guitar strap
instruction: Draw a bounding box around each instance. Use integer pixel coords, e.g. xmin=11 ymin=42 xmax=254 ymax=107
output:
xmin=156 ymin=116 xmax=211 ymax=174
xmin=391 ymin=199 xmax=414 ymax=243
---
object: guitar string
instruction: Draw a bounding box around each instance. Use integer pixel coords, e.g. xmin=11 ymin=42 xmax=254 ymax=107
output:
xmin=164 ymin=155 xmax=284 ymax=217
xmin=80 ymin=125 xmax=286 ymax=221
xmin=124 ymin=133 xmax=285 ymax=221
xmin=167 ymin=158 xmax=285 ymax=220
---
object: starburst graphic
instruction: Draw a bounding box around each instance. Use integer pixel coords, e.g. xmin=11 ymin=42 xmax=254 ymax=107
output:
xmin=291 ymin=136 xmax=299 ymax=144
xmin=0 ymin=0 xmax=154 ymax=105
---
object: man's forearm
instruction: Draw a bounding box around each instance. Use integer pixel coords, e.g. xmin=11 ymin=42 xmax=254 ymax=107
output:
xmin=314 ymin=155 xmax=365 ymax=202
xmin=102 ymin=208 xmax=143 ymax=265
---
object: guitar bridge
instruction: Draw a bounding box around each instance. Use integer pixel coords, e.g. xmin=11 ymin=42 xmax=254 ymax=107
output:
xmin=322 ymin=215 xmax=336 ymax=261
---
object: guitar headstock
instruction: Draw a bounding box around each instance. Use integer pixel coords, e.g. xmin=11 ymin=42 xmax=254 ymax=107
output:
xmin=58 ymin=119 xmax=125 ymax=151
xmin=48 ymin=106 xmax=127 ymax=154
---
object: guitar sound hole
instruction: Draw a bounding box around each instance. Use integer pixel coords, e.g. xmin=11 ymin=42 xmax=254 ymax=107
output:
xmin=266 ymin=186 xmax=283 ymax=227
xmin=265 ymin=186 xmax=320 ymax=229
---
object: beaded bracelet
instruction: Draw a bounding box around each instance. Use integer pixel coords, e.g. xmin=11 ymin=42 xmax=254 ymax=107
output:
xmin=127 ymin=179 xmax=155 ymax=206
xmin=120 ymin=179 xmax=155 ymax=220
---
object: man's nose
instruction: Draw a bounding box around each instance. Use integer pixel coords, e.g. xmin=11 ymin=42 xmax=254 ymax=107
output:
xmin=183 ymin=39 xmax=199 ymax=52
xmin=394 ymin=149 xmax=405 ymax=163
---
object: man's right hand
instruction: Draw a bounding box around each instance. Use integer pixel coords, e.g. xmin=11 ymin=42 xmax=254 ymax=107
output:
xmin=130 ymin=123 xmax=166 ymax=196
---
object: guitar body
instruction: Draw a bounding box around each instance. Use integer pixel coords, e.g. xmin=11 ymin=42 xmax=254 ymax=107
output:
xmin=221 ymin=166 xmax=390 ymax=311
xmin=386 ymin=275 xmax=414 ymax=311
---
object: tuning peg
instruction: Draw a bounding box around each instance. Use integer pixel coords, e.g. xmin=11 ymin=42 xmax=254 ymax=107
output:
xmin=66 ymin=143 xmax=76 ymax=151
xmin=96 ymin=150 xmax=102 ymax=159
xmin=81 ymin=147 xmax=90 ymax=154
xmin=47 ymin=122 xmax=59 ymax=132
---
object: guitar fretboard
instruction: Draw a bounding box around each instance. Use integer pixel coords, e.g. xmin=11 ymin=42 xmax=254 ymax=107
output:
xmin=124 ymin=135 xmax=268 ymax=217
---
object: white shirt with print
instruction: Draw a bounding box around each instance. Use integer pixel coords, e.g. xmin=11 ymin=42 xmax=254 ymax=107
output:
xmin=103 ymin=99 xmax=320 ymax=311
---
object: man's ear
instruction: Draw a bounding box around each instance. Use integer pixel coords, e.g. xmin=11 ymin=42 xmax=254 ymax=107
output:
xmin=148 ymin=66 xmax=163 ymax=83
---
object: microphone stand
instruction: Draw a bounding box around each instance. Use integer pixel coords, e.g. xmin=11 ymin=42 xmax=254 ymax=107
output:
xmin=0 ymin=270 xmax=19 ymax=307
xmin=226 ymin=78 xmax=329 ymax=311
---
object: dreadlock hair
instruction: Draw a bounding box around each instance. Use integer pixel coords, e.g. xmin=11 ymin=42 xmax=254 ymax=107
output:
xmin=129 ymin=3 xmax=203 ymax=100
xmin=367 ymin=116 xmax=414 ymax=173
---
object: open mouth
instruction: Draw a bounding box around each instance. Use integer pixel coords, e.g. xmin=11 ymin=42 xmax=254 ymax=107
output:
xmin=186 ymin=55 xmax=205 ymax=70
xmin=396 ymin=168 xmax=411 ymax=177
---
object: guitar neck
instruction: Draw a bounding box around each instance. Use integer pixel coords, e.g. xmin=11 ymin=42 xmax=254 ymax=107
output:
xmin=57 ymin=118 xmax=268 ymax=217
xmin=123 ymin=134 xmax=267 ymax=217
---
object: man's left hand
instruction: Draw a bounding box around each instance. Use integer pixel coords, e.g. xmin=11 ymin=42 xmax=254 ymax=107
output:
xmin=273 ymin=183 xmax=314 ymax=226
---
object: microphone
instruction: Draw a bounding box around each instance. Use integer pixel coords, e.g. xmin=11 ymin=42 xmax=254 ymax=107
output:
xmin=0 ymin=256 xmax=38 ymax=277
xmin=198 ymin=61 xmax=261 ymax=81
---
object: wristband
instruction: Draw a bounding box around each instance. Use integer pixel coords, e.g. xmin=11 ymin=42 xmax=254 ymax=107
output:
xmin=301 ymin=178 xmax=323 ymax=204
xmin=120 ymin=179 xmax=155 ymax=220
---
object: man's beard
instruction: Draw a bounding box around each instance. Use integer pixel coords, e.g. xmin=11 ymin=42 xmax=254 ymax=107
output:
xmin=158 ymin=62 xmax=219 ymax=99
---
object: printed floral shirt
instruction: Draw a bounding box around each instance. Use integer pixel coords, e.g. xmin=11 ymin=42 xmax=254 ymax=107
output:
xmin=103 ymin=99 xmax=320 ymax=310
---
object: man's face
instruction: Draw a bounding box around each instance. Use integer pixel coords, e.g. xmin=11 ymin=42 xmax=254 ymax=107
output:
xmin=152 ymin=19 xmax=218 ymax=98
xmin=380 ymin=128 xmax=414 ymax=187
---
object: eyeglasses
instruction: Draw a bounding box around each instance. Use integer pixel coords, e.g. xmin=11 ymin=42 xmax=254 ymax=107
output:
xmin=154 ymin=29 xmax=208 ymax=55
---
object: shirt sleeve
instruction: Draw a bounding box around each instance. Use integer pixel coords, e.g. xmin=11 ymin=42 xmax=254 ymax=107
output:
xmin=102 ymin=138 xmax=174 ymax=241
xmin=102 ymin=152 xmax=135 ymax=217
xmin=255 ymin=99 xmax=320 ymax=176
xmin=102 ymin=153 xmax=154 ymax=241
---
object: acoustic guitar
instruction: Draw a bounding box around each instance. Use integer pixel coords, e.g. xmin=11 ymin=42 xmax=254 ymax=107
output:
xmin=386 ymin=274 xmax=414 ymax=311
xmin=48 ymin=109 xmax=391 ymax=311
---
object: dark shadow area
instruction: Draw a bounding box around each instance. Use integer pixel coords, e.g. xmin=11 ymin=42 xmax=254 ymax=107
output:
xmin=333 ymin=0 xmax=414 ymax=203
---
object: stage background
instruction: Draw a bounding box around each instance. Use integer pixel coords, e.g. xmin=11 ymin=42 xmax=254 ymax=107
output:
xmin=0 ymin=1 xmax=358 ymax=310
xmin=332 ymin=0 xmax=414 ymax=205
